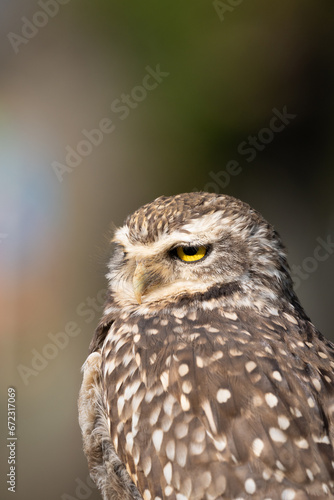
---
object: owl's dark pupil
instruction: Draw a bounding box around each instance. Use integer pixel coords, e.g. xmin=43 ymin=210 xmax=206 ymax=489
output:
xmin=183 ymin=246 xmax=199 ymax=256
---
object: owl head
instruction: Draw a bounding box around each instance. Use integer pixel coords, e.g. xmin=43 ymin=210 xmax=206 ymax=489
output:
xmin=107 ymin=193 xmax=294 ymax=313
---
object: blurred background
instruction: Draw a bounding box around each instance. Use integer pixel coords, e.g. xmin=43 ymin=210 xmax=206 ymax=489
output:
xmin=1 ymin=1 xmax=334 ymax=498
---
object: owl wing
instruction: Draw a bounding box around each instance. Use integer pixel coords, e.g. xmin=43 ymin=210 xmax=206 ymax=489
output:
xmin=98 ymin=307 xmax=334 ymax=499
xmin=78 ymin=347 xmax=144 ymax=500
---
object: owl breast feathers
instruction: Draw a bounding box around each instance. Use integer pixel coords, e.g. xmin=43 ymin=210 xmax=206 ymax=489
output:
xmin=78 ymin=192 xmax=334 ymax=500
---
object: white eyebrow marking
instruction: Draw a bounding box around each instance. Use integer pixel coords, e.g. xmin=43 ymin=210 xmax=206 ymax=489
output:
xmin=114 ymin=212 xmax=225 ymax=259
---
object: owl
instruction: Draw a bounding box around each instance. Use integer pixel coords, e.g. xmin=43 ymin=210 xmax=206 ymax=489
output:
xmin=78 ymin=192 xmax=334 ymax=500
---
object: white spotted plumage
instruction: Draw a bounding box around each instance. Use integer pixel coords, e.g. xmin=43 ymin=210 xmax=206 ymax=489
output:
xmin=79 ymin=192 xmax=334 ymax=499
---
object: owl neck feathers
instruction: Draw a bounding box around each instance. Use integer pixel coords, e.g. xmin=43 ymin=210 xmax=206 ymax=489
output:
xmin=89 ymin=272 xmax=309 ymax=353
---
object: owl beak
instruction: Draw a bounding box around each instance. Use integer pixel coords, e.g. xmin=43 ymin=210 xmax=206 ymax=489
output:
xmin=132 ymin=262 xmax=150 ymax=304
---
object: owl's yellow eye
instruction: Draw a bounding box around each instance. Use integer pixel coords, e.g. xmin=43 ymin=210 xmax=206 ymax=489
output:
xmin=176 ymin=245 xmax=207 ymax=262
